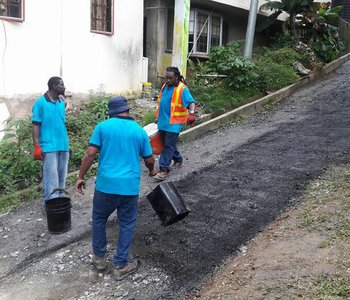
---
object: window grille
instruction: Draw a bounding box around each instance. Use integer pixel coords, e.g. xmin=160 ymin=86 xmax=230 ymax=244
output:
xmin=188 ymin=9 xmax=223 ymax=56
xmin=0 ymin=0 xmax=24 ymax=22
xmin=91 ymin=0 xmax=113 ymax=34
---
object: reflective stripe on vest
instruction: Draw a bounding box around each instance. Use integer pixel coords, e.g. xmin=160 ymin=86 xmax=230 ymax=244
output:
xmin=155 ymin=82 xmax=188 ymax=124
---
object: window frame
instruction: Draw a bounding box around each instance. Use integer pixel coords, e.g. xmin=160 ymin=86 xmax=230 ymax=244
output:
xmin=164 ymin=7 xmax=174 ymax=53
xmin=189 ymin=9 xmax=223 ymax=56
xmin=90 ymin=0 xmax=114 ymax=36
xmin=0 ymin=0 xmax=25 ymax=23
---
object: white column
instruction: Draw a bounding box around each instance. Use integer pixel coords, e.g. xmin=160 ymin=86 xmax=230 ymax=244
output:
xmin=172 ymin=0 xmax=190 ymax=77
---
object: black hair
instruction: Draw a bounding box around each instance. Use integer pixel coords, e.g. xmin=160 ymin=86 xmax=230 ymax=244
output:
xmin=47 ymin=76 xmax=62 ymax=90
xmin=166 ymin=66 xmax=186 ymax=83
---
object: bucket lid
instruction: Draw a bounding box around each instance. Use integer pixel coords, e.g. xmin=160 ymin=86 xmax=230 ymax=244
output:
xmin=143 ymin=123 xmax=158 ymax=137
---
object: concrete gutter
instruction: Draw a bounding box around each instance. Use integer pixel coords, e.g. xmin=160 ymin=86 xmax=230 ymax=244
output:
xmin=180 ymin=52 xmax=350 ymax=142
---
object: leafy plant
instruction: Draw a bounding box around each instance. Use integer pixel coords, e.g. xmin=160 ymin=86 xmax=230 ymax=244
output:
xmin=258 ymin=0 xmax=314 ymax=35
xmin=206 ymin=42 xmax=258 ymax=90
xmin=255 ymin=61 xmax=299 ymax=92
xmin=0 ymin=117 xmax=41 ymax=194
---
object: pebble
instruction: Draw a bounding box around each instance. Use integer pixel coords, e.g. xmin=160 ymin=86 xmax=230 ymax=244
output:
xmin=10 ymin=251 xmax=19 ymax=257
xmin=238 ymin=245 xmax=247 ymax=254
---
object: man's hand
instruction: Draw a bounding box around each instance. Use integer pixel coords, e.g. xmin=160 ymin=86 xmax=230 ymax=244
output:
xmin=187 ymin=113 xmax=196 ymax=126
xmin=149 ymin=168 xmax=157 ymax=177
xmin=76 ymin=179 xmax=86 ymax=195
xmin=33 ymin=144 xmax=43 ymax=160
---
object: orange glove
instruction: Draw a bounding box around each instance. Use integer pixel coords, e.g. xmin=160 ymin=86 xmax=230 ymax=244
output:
xmin=33 ymin=144 xmax=43 ymax=160
xmin=187 ymin=113 xmax=196 ymax=126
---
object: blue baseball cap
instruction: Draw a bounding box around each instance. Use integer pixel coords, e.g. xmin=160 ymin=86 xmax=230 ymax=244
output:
xmin=107 ymin=96 xmax=129 ymax=115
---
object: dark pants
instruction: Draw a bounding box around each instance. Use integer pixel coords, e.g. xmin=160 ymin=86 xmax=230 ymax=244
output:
xmin=158 ymin=130 xmax=183 ymax=172
xmin=92 ymin=190 xmax=138 ymax=268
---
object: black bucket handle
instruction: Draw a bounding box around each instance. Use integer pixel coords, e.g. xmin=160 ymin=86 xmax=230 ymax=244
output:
xmin=50 ymin=188 xmax=70 ymax=197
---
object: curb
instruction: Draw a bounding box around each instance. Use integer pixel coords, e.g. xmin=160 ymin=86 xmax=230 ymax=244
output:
xmin=179 ymin=52 xmax=350 ymax=142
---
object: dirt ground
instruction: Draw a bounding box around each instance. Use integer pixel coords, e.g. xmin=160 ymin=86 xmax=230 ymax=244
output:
xmin=187 ymin=165 xmax=350 ymax=299
xmin=1 ymin=61 xmax=350 ymax=299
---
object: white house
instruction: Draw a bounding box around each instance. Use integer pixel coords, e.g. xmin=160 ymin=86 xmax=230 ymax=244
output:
xmin=0 ymin=0 xmax=144 ymax=123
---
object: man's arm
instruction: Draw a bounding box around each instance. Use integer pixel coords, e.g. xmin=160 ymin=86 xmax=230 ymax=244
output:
xmin=76 ymin=146 xmax=99 ymax=194
xmin=32 ymin=124 xmax=40 ymax=145
xmin=144 ymin=156 xmax=157 ymax=176
xmin=32 ymin=124 xmax=43 ymax=160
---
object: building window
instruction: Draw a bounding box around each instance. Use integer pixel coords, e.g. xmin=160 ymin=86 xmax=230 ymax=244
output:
xmin=188 ymin=9 xmax=223 ymax=56
xmin=165 ymin=8 xmax=174 ymax=52
xmin=0 ymin=0 xmax=24 ymax=22
xmin=91 ymin=0 xmax=113 ymax=35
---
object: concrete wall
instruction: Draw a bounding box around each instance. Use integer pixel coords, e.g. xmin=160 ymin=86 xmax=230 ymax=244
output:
xmin=0 ymin=0 xmax=144 ymax=120
xmin=144 ymin=0 xmax=173 ymax=86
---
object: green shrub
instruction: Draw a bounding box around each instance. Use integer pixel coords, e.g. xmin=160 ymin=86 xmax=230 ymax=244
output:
xmin=189 ymin=81 xmax=258 ymax=113
xmin=259 ymin=47 xmax=300 ymax=67
xmin=140 ymin=110 xmax=156 ymax=126
xmin=206 ymin=42 xmax=258 ymax=90
xmin=66 ymin=92 xmax=110 ymax=171
xmin=255 ymin=61 xmax=299 ymax=92
xmin=0 ymin=118 xmax=41 ymax=194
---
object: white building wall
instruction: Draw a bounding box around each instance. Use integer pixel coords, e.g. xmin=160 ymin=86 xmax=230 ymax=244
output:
xmin=0 ymin=0 xmax=144 ymax=99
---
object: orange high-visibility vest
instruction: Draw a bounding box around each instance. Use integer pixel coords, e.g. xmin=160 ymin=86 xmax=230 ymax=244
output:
xmin=155 ymin=82 xmax=188 ymax=124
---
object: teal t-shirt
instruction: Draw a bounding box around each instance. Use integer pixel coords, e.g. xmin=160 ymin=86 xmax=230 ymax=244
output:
xmin=89 ymin=116 xmax=153 ymax=195
xmin=158 ymin=85 xmax=195 ymax=133
xmin=32 ymin=94 xmax=69 ymax=153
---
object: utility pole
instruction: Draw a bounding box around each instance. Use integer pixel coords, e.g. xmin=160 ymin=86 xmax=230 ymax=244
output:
xmin=244 ymin=0 xmax=259 ymax=58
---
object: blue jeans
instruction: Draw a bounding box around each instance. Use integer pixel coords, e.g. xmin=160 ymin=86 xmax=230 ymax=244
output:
xmin=159 ymin=130 xmax=183 ymax=172
xmin=42 ymin=151 xmax=69 ymax=206
xmin=92 ymin=190 xmax=139 ymax=268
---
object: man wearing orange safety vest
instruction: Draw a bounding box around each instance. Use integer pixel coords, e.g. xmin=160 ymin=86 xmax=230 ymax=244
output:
xmin=153 ymin=66 xmax=196 ymax=181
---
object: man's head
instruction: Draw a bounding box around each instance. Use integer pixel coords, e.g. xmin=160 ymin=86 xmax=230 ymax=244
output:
xmin=165 ymin=66 xmax=181 ymax=87
xmin=108 ymin=96 xmax=129 ymax=116
xmin=48 ymin=76 xmax=65 ymax=95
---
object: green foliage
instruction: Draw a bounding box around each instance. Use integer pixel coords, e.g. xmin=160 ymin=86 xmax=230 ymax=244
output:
xmin=189 ymin=80 xmax=259 ymax=113
xmin=140 ymin=110 xmax=156 ymax=126
xmin=255 ymin=61 xmax=299 ymax=92
xmin=258 ymin=0 xmax=314 ymax=34
xmin=0 ymin=117 xmax=42 ymax=194
xmin=206 ymin=42 xmax=258 ymax=90
xmin=67 ymin=91 xmax=110 ymax=170
xmin=258 ymin=47 xmax=300 ymax=67
xmin=313 ymin=24 xmax=344 ymax=62
xmin=317 ymin=274 xmax=350 ymax=298
xmin=270 ymin=33 xmax=298 ymax=49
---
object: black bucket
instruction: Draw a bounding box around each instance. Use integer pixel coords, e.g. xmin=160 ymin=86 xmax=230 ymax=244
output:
xmin=147 ymin=182 xmax=190 ymax=226
xmin=45 ymin=188 xmax=72 ymax=234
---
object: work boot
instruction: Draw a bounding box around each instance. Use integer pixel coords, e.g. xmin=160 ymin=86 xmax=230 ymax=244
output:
xmin=114 ymin=259 xmax=140 ymax=281
xmin=92 ymin=254 xmax=106 ymax=271
xmin=172 ymin=161 xmax=183 ymax=169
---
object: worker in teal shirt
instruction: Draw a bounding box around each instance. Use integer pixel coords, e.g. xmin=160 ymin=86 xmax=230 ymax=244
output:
xmin=154 ymin=66 xmax=196 ymax=181
xmin=32 ymin=76 xmax=69 ymax=209
xmin=76 ymin=96 xmax=156 ymax=280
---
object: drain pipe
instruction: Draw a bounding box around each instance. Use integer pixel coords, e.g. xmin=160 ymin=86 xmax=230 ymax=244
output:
xmin=244 ymin=0 xmax=259 ymax=58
